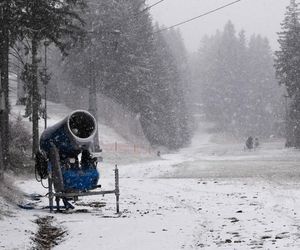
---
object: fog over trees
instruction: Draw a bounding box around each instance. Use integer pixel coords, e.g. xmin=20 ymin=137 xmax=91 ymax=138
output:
xmin=3 ymin=2 xmax=300 ymax=249
xmin=0 ymin=0 xmax=298 ymax=174
xmin=191 ymin=21 xmax=283 ymax=139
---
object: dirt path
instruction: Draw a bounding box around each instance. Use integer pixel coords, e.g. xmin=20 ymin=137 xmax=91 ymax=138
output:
xmin=32 ymin=216 xmax=67 ymax=250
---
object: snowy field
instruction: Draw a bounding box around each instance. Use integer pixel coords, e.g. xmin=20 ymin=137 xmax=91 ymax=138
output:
xmin=2 ymin=121 xmax=300 ymax=249
xmin=2 ymin=80 xmax=300 ymax=249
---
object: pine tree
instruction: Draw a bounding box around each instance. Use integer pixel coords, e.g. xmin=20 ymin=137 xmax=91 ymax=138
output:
xmin=275 ymin=0 xmax=300 ymax=96
xmin=0 ymin=0 xmax=32 ymax=168
xmin=248 ymin=35 xmax=282 ymax=137
xmin=197 ymin=21 xmax=240 ymax=131
xmin=60 ymin=0 xmax=192 ymax=149
xmin=17 ymin=0 xmax=85 ymax=156
xmin=0 ymin=1 xmax=18 ymax=169
xmin=275 ymin=0 xmax=300 ymax=147
xmin=160 ymin=28 xmax=192 ymax=147
xmin=139 ymin=28 xmax=191 ymax=149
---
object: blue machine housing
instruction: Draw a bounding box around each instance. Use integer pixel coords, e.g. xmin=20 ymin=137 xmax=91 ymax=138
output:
xmin=63 ymin=168 xmax=99 ymax=191
xmin=41 ymin=110 xmax=100 ymax=192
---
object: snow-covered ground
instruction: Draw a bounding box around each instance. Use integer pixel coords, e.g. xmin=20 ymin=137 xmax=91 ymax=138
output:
xmin=2 ymin=80 xmax=300 ymax=249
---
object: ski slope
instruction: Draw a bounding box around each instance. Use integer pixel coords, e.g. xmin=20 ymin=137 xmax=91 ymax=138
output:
xmin=2 ymin=80 xmax=300 ymax=249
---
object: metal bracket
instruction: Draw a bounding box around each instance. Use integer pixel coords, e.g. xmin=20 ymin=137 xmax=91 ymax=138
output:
xmin=48 ymin=164 xmax=120 ymax=214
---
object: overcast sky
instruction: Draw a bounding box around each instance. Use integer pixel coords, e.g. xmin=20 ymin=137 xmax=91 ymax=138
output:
xmin=147 ymin=0 xmax=291 ymax=52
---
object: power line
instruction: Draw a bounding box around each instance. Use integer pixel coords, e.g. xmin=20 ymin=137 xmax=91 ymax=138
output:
xmin=88 ymin=0 xmax=166 ymax=31
xmin=155 ymin=0 xmax=242 ymax=33
xmin=140 ymin=0 xmax=165 ymax=15
xmin=128 ymin=0 xmax=166 ymax=21
xmin=87 ymin=0 xmax=165 ymax=14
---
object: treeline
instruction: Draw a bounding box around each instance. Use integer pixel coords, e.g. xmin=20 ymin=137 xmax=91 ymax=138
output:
xmin=0 ymin=0 xmax=192 ymax=176
xmin=191 ymin=21 xmax=283 ymax=138
xmin=58 ymin=0 xmax=192 ymax=149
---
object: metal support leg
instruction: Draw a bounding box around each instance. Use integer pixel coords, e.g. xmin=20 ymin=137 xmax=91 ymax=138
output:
xmin=48 ymin=176 xmax=53 ymax=213
xmin=56 ymin=197 xmax=60 ymax=212
xmin=115 ymin=165 xmax=120 ymax=213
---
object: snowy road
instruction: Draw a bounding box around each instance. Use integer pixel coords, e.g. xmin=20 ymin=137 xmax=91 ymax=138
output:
xmin=2 ymin=124 xmax=300 ymax=249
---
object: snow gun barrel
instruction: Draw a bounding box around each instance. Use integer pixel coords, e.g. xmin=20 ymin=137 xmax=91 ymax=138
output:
xmin=40 ymin=110 xmax=97 ymax=157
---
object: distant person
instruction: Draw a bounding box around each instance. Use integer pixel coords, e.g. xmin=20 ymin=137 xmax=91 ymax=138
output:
xmin=285 ymin=140 xmax=292 ymax=148
xmin=245 ymin=136 xmax=253 ymax=150
xmin=157 ymin=150 xmax=161 ymax=157
xmin=254 ymin=137 xmax=259 ymax=149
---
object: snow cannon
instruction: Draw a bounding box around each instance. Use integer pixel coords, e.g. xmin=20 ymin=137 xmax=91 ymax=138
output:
xmin=36 ymin=110 xmax=100 ymax=192
xmin=40 ymin=110 xmax=97 ymax=158
xmin=35 ymin=110 xmax=120 ymax=213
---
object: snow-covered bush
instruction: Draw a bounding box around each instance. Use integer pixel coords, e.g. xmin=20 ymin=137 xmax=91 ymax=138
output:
xmin=0 ymin=174 xmax=23 ymax=218
xmin=8 ymin=115 xmax=33 ymax=174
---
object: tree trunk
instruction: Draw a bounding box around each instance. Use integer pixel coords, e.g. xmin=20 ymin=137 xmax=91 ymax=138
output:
xmin=2 ymin=22 xmax=9 ymax=169
xmin=0 ymin=3 xmax=10 ymax=170
xmin=0 ymin=99 xmax=3 ymax=180
xmin=0 ymin=5 xmax=4 ymax=177
xmin=16 ymin=42 xmax=26 ymax=105
xmin=31 ymin=35 xmax=40 ymax=157
xmin=0 ymin=134 xmax=3 ymax=180
xmin=294 ymin=96 xmax=300 ymax=148
xmin=0 ymin=68 xmax=4 ymax=179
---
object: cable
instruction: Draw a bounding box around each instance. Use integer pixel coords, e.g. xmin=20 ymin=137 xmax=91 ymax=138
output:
xmin=41 ymin=178 xmax=49 ymax=189
xmin=119 ymin=0 xmax=166 ymax=24
xmin=88 ymin=0 xmax=165 ymax=14
xmin=88 ymin=0 xmax=166 ymax=32
xmin=155 ymin=0 xmax=242 ymax=33
xmin=138 ymin=0 xmax=165 ymax=15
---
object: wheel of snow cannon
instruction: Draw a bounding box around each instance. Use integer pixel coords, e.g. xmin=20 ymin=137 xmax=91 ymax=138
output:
xmin=49 ymin=143 xmax=64 ymax=193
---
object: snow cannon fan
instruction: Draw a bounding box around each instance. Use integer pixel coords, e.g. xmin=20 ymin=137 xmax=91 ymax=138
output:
xmin=35 ymin=110 xmax=100 ymax=192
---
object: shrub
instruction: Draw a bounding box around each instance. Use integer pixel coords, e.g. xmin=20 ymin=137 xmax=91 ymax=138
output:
xmin=8 ymin=115 xmax=33 ymax=175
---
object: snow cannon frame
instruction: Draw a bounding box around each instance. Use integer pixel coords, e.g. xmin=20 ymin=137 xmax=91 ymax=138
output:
xmin=36 ymin=110 xmax=120 ymax=213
